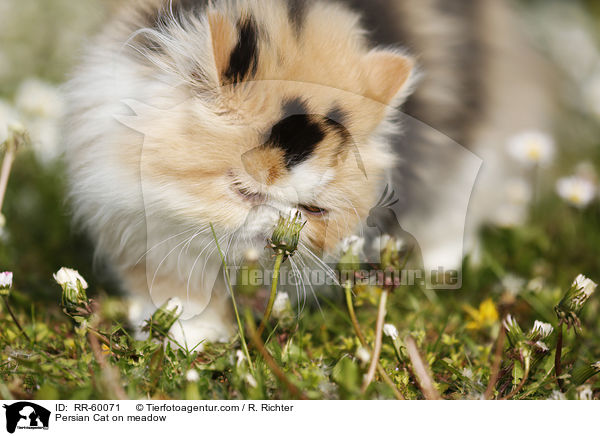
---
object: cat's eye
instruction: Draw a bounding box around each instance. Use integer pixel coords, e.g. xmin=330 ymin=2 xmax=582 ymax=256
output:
xmin=232 ymin=180 xmax=265 ymax=203
xmin=299 ymin=204 xmax=327 ymax=216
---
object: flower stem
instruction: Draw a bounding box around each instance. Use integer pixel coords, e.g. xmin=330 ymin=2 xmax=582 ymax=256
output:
xmin=210 ymin=224 xmax=254 ymax=374
xmin=2 ymin=295 xmax=30 ymax=342
xmin=361 ymin=288 xmax=388 ymax=393
xmin=344 ymin=281 xmax=367 ymax=345
xmin=555 ymin=322 xmax=564 ymax=392
xmin=0 ymin=139 xmax=16 ymax=212
xmin=484 ymin=322 xmax=506 ymax=399
xmin=246 ymin=310 xmax=307 ymax=400
xmin=256 ymin=251 xmax=284 ymax=338
xmin=405 ymin=335 xmax=442 ymax=400
xmin=344 ymin=282 xmax=404 ymax=399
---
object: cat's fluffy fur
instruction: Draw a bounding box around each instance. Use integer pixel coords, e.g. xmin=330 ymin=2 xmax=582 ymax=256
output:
xmin=63 ymin=0 xmax=549 ymax=346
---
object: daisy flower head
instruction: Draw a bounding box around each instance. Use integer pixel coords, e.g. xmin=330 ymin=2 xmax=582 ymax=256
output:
xmin=507 ymin=130 xmax=555 ymax=167
xmin=556 ymin=176 xmax=596 ymax=208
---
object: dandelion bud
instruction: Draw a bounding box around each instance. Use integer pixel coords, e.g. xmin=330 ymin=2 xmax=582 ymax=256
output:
xmin=54 ymin=267 xmax=91 ymax=319
xmin=143 ymin=297 xmax=182 ymax=339
xmin=577 ymin=385 xmax=593 ymax=400
xmin=245 ymin=373 xmax=258 ymax=388
xmin=549 ymin=390 xmax=566 ymax=400
xmin=378 ymin=235 xmax=404 ymax=274
xmin=555 ymin=274 xmax=597 ymax=329
xmin=236 ymin=350 xmax=246 ymax=368
xmin=272 ymin=292 xmax=291 ymax=319
xmin=268 ymin=211 xmax=305 ymax=259
xmin=0 ymin=271 xmax=13 ymax=296
xmin=271 ymin=292 xmax=294 ymax=329
xmin=502 ymin=314 xmax=525 ymax=347
xmin=383 ymin=323 xmax=399 ymax=340
xmin=533 ymin=341 xmax=549 ymax=352
xmin=528 ymin=320 xmax=554 ymax=341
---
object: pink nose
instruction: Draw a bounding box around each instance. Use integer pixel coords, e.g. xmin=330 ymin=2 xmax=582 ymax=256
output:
xmin=241 ymin=147 xmax=285 ymax=185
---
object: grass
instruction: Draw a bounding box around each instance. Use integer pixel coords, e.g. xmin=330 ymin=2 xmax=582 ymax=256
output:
xmin=1 ymin=0 xmax=599 ymax=402
xmin=0 ymin=152 xmax=599 ymax=400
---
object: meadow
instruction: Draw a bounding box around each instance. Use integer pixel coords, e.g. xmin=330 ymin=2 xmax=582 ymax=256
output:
xmin=1 ymin=0 xmax=599 ymax=400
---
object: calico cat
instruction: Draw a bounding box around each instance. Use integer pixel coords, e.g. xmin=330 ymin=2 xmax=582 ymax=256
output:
xmin=63 ymin=0 xmax=549 ymax=346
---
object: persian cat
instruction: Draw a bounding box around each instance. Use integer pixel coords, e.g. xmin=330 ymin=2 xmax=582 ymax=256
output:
xmin=63 ymin=0 xmax=548 ymax=346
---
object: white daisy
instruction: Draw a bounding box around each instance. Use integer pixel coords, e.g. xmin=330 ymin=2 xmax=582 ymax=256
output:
xmin=185 ymin=369 xmax=199 ymax=382
xmin=53 ymin=267 xmax=88 ymax=290
xmin=556 ymin=176 xmax=596 ymax=208
xmin=15 ymin=78 xmax=63 ymax=119
xmin=340 ymin=235 xmax=365 ymax=256
xmin=507 ymin=130 xmax=555 ymax=166
xmin=0 ymin=271 xmax=12 ymax=289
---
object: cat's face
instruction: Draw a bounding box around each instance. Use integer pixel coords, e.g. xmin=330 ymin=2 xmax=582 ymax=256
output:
xmin=128 ymin=0 xmax=414 ymax=256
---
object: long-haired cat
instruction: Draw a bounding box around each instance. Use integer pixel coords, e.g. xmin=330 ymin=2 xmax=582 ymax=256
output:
xmin=63 ymin=0 xmax=549 ymax=346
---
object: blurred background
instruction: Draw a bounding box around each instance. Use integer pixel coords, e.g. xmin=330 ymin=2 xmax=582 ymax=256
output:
xmin=0 ymin=0 xmax=599 ymax=299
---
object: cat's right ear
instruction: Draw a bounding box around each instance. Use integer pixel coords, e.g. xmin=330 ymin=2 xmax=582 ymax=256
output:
xmin=207 ymin=11 xmax=237 ymax=85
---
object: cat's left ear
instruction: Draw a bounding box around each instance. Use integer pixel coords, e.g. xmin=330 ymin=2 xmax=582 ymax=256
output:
xmin=207 ymin=10 xmax=237 ymax=84
xmin=362 ymin=50 xmax=415 ymax=105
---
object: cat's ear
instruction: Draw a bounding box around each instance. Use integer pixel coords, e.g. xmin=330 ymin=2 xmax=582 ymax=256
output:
xmin=207 ymin=11 xmax=237 ymax=83
xmin=362 ymin=50 xmax=414 ymax=105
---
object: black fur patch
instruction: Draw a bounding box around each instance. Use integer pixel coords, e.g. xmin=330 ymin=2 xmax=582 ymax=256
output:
xmin=325 ymin=105 xmax=348 ymax=127
xmin=266 ymin=100 xmax=325 ymax=168
xmin=224 ymin=17 xmax=259 ymax=83
xmin=287 ymin=0 xmax=310 ymax=33
xmin=282 ymin=98 xmax=309 ymax=118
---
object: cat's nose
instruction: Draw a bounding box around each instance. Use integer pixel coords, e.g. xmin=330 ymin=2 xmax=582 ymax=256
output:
xmin=241 ymin=147 xmax=285 ymax=185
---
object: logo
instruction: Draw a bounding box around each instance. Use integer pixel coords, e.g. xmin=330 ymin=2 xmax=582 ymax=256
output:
xmin=3 ymin=402 xmax=50 ymax=434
